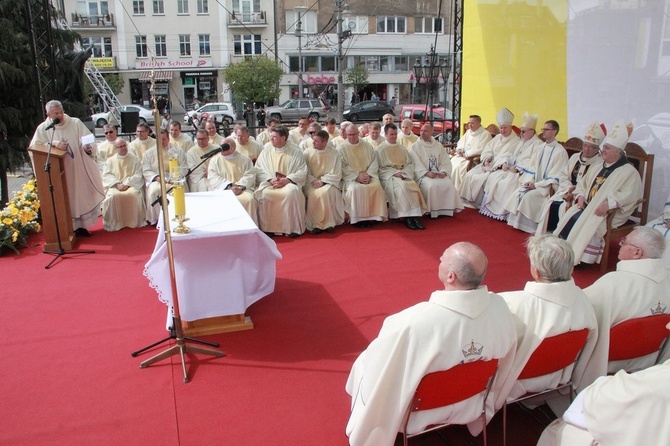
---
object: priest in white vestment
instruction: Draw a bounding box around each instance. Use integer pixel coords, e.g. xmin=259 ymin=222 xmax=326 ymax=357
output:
xmin=364 ymin=122 xmax=385 ymax=148
xmin=31 ymin=100 xmax=105 ymax=236
xmin=345 ymin=243 xmax=517 ymax=446
xmin=298 ymin=122 xmax=324 ymax=151
xmin=207 ymin=138 xmax=258 ymax=225
xmin=538 ymin=359 xmax=670 ymax=446
xmin=101 ymin=139 xmax=147 ymax=231
xmin=409 ymin=124 xmax=463 ymax=218
xmin=288 ymin=117 xmax=310 ymax=147
xmin=205 ymin=121 xmax=224 ymax=146
xmin=96 ymin=124 xmax=118 ymax=169
xmin=536 ymin=121 xmax=605 ymax=234
xmin=169 ymin=121 xmax=194 ymax=153
xmin=324 ymin=116 xmax=340 ymax=141
xmin=480 ymin=112 xmax=542 ymax=220
xmin=497 ymin=235 xmax=597 ymax=410
xmin=507 ymin=120 xmax=568 ymax=233
xmin=397 ymin=118 xmax=419 ymax=150
xmin=142 ymin=130 xmax=188 ymax=225
xmin=553 ymin=121 xmax=642 ymax=264
xmin=186 ymin=129 xmax=217 ymax=192
xmin=646 ymin=192 xmax=670 ymax=266
xmin=256 ymin=117 xmax=280 ymax=148
xmin=451 ymin=114 xmax=492 ymax=190
xmin=459 ymin=108 xmax=519 ymax=209
xmin=578 ymin=226 xmax=670 ymax=391
xmin=254 ymin=125 xmax=308 ymax=237
xmin=337 ymin=125 xmax=388 ymax=227
xmin=234 ymin=125 xmax=263 ymax=162
xmin=303 ymin=130 xmax=344 ymax=234
xmin=128 ymin=122 xmax=155 ymax=161
xmin=330 ymin=121 xmax=352 ymax=149
xmin=376 ymin=124 xmax=427 ymax=229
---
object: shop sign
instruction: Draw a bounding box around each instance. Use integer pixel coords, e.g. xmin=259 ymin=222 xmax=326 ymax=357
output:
xmin=300 ymin=74 xmax=336 ymax=84
xmin=135 ymin=58 xmax=213 ymax=69
xmin=91 ymin=57 xmax=115 ymax=68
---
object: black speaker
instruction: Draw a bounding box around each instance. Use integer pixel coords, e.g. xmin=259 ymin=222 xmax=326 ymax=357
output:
xmin=120 ymin=111 xmax=140 ymax=134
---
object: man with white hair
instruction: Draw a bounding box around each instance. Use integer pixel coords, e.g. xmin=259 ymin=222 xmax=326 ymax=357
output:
xmin=207 ymin=137 xmax=258 ymax=225
xmin=409 ymin=123 xmax=463 ymax=218
xmin=459 ymin=108 xmax=520 ymax=209
xmin=451 ymin=114 xmax=492 ymax=190
xmin=379 ymin=113 xmax=395 ymax=137
xmin=101 ymin=139 xmax=146 ymax=231
xmin=397 ymin=118 xmax=418 ymax=150
xmin=330 ymin=121 xmax=352 ymax=148
xmin=646 ymin=192 xmax=670 ymax=265
xmin=553 ymin=121 xmax=642 ymax=264
xmin=506 ymin=120 xmax=569 ymax=234
xmin=536 ymin=121 xmax=605 ymax=234
xmin=30 ymin=99 xmax=105 ymax=237
xmin=346 ymin=242 xmax=517 ymax=446
xmin=578 ymin=226 xmax=670 ymax=387
xmin=480 ymin=112 xmax=542 ymax=221
xmin=497 ymin=235 xmax=598 ymax=409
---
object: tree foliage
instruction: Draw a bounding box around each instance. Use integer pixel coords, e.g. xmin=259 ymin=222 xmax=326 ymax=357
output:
xmin=85 ymin=72 xmax=125 ymax=98
xmin=221 ymin=57 xmax=283 ymax=106
xmin=345 ymin=66 xmax=370 ymax=93
xmin=0 ymin=2 xmax=84 ymax=206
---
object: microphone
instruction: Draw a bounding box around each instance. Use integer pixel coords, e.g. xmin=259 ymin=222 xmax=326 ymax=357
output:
xmin=45 ymin=118 xmax=61 ymax=131
xmin=200 ymin=143 xmax=229 ymax=159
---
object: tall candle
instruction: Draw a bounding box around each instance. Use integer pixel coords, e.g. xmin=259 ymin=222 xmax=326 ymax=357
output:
xmin=169 ymin=158 xmax=179 ymax=179
xmin=173 ymin=185 xmax=186 ymax=216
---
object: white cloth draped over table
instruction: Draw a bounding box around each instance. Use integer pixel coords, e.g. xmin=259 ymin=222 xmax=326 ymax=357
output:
xmin=143 ymin=190 xmax=281 ymax=322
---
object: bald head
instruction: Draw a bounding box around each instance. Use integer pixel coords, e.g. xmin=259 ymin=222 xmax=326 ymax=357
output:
xmin=438 ymin=242 xmax=488 ymax=290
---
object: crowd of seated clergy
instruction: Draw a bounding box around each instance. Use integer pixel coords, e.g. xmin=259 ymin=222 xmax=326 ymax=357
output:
xmin=345 ymin=228 xmax=670 ymax=445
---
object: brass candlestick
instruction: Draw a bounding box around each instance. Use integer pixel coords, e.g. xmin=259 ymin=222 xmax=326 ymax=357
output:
xmin=171 ymin=180 xmax=190 ymax=233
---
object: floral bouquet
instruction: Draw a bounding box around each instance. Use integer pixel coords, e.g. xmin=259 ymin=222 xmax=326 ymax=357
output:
xmin=0 ymin=179 xmax=41 ymax=254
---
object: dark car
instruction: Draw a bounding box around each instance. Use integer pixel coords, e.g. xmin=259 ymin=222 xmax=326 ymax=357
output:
xmin=343 ymin=101 xmax=394 ymax=122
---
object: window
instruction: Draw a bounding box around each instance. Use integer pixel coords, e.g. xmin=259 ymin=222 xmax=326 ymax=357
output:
xmin=394 ymin=56 xmax=409 ymax=71
xmin=199 ymin=34 xmax=210 ymax=55
xmin=377 ymin=16 xmax=405 ymax=33
xmin=286 ymin=10 xmax=317 ymax=34
xmin=179 ymin=35 xmax=191 ymax=56
xmin=155 ymin=35 xmax=167 ymax=57
xmin=82 ymin=36 xmax=113 ymax=57
xmin=232 ymin=0 xmax=261 ymax=22
xmin=289 ymin=56 xmax=336 ymax=72
xmin=415 ymin=17 xmax=443 ymax=34
xmin=152 ymin=0 xmax=164 ymax=14
xmin=343 ymin=16 xmax=368 ymax=34
xmin=79 ymin=1 xmax=109 ymax=17
xmin=132 ymin=0 xmax=144 ymax=15
xmin=135 ymin=35 xmax=147 ymax=57
xmin=233 ymin=34 xmax=262 ymax=55
xmin=197 ymin=0 xmax=208 ymax=14
xmin=177 ymin=0 xmax=188 ymax=14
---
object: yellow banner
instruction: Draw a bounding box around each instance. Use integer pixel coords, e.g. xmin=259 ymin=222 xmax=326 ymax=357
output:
xmin=91 ymin=57 xmax=115 ymax=68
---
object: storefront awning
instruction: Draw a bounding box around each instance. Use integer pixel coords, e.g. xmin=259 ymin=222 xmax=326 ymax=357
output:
xmin=138 ymin=70 xmax=173 ymax=82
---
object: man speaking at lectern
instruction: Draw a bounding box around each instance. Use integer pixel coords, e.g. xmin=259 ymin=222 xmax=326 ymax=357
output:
xmin=31 ymin=100 xmax=104 ymax=237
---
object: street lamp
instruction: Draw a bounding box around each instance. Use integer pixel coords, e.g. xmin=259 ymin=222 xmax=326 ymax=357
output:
xmin=336 ymin=0 xmax=351 ymax=122
xmin=413 ymin=46 xmax=450 ymax=128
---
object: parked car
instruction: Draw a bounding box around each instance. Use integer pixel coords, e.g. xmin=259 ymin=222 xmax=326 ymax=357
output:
xmin=92 ymin=105 xmax=156 ymax=127
xmin=265 ymin=98 xmax=328 ymax=122
xmin=185 ymin=102 xmax=237 ymax=126
xmin=343 ymin=101 xmax=394 ymax=122
xmin=400 ymin=104 xmax=458 ymax=140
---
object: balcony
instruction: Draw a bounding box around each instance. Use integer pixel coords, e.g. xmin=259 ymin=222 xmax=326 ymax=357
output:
xmin=228 ymin=11 xmax=267 ymax=27
xmin=71 ymin=12 xmax=116 ymax=28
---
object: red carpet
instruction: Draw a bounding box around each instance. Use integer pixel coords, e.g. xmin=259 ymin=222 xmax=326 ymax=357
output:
xmin=0 ymin=209 xmax=604 ymax=445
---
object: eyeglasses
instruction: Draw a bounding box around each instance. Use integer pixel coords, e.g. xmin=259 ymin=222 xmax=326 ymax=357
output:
xmin=115 ymin=144 xmax=127 ymax=148
xmin=541 ymin=128 xmax=556 ymax=132
xmin=104 ymin=131 xmax=115 ymax=135
xmin=196 ymin=137 xmax=208 ymax=141
xmin=619 ymin=237 xmax=641 ymax=250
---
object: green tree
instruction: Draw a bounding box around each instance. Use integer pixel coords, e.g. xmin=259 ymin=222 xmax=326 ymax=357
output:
xmin=0 ymin=2 xmax=83 ymax=206
xmin=221 ymin=57 xmax=282 ymax=107
xmin=345 ymin=66 xmax=370 ymax=96
xmin=85 ymin=72 xmax=125 ymax=98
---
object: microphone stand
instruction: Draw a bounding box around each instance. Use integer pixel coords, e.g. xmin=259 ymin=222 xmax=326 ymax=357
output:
xmin=43 ymin=127 xmax=95 ymax=269
xmin=150 ymin=152 xmax=216 ymax=207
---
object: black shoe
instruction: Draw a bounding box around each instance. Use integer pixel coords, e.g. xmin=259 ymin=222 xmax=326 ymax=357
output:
xmin=355 ymin=221 xmax=368 ymax=228
xmin=414 ymin=218 xmax=425 ymax=230
xmin=288 ymin=232 xmax=300 ymax=238
xmin=74 ymin=228 xmax=92 ymax=237
xmin=324 ymin=226 xmax=334 ymax=233
xmin=263 ymin=232 xmax=275 ymax=238
xmin=312 ymin=228 xmax=323 ymax=235
xmin=405 ymin=218 xmax=417 ymax=230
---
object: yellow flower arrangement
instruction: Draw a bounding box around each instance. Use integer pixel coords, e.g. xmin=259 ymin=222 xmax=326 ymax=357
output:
xmin=0 ymin=179 xmax=42 ymax=254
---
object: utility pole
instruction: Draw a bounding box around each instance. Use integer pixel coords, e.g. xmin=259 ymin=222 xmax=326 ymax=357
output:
xmin=336 ymin=0 xmax=351 ymax=122
xmin=295 ymin=6 xmax=306 ymax=99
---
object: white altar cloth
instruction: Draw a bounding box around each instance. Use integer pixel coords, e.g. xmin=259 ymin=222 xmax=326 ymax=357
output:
xmin=144 ymin=190 xmax=282 ymax=321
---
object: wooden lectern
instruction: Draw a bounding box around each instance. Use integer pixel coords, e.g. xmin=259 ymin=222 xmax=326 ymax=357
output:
xmin=27 ymin=143 xmax=76 ymax=251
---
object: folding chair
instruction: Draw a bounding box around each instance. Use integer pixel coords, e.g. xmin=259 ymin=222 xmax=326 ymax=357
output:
xmin=401 ymin=358 xmax=499 ymax=446
xmin=503 ymin=328 xmax=589 ymax=445
xmin=608 ymin=314 xmax=670 ymax=372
